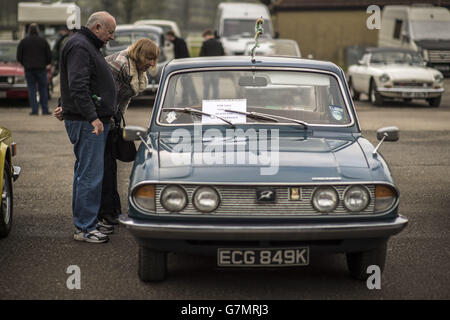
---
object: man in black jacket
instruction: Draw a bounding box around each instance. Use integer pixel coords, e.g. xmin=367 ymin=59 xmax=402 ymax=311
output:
xmin=199 ymin=29 xmax=225 ymax=99
xmin=60 ymin=11 xmax=117 ymax=243
xmin=17 ymin=23 xmax=52 ymax=115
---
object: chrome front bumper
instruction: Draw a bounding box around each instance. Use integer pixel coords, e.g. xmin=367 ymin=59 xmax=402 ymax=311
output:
xmin=119 ymin=214 xmax=408 ymax=241
xmin=377 ymin=87 xmax=444 ymax=98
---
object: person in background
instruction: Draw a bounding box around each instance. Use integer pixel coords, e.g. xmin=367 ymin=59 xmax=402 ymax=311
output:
xmin=17 ymin=23 xmax=52 ymax=116
xmin=54 ymin=38 xmax=160 ymax=226
xmin=59 ymin=11 xmax=117 ymax=243
xmin=199 ymin=29 xmax=224 ymax=99
xmin=165 ymin=30 xmax=197 ymax=105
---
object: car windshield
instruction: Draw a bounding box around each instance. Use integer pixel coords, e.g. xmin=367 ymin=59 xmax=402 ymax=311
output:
xmin=159 ymin=69 xmax=351 ymax=126
xmin=223 ymin=19 xmax=272 ymax=38
xmin=0 ymin=43 xmax=17 ymax=62
xmin=370 ymin=51 xmax=424 ymax=65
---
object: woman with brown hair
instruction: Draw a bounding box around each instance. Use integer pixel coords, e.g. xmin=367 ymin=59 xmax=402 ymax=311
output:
xmin=54 ymin=38 xmax=160 ymax=230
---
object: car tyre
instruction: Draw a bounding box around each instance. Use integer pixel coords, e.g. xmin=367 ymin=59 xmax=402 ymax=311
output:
xmin=138 ymin=245 xmax=167 ymax=282
xmin=349 ymin=78 xmax=360 ymax=101
xmin=346 ymin=241 xmax=387 ymax=281
xmin=427 ymin=96 xmax=441 ymax=107
xmin=369 ymin=79 xmax=384 ymax=106
xmin=0 ymin=160 xmax=13 ymax=238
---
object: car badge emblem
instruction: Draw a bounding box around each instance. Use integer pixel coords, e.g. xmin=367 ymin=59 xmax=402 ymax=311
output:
xmin=256 ymin=188 xmax=276 ymax=203
xmin=289 ymin=187 xmax=302 ymax=201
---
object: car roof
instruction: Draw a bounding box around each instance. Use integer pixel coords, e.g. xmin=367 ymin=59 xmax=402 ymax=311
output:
xmin=114 ymin=24 xmax=164 ymax=33
xmin=164 ymin=56 xmax=341 ymax=74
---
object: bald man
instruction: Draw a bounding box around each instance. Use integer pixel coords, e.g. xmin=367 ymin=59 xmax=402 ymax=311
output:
xmin=59 ymin=11 xmax=118 ymax=243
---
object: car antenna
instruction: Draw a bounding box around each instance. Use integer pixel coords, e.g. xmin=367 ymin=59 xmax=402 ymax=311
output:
xmin=251 ymin=17 xmax=264 ymax=63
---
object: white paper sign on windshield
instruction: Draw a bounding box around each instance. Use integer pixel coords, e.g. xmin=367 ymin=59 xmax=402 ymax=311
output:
xmin=202 ymin=99 xmax=247 ymax=124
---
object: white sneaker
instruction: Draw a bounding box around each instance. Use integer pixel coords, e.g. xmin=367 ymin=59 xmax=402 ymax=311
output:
xmin=74 ymin=229 xmax=109 ymax=243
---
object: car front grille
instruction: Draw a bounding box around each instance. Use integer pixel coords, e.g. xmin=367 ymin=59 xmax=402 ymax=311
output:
xmin=0 ymin=76 xmax=11 ymax=83
xmin=155 ymin=184 xmax=376 ymax=216
xmin=429 ymin=50 xmax=450 ymax=63
xmin=393 ymin=81 xmax=433 ymax=88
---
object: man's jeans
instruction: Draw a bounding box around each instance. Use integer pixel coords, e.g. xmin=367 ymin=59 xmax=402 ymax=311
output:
xmin=64 ymin=120 xmax=110 ymax=232
xmin=25 ymin=68 xmax=48 ymax=114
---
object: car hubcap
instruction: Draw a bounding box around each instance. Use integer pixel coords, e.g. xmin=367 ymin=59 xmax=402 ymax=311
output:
xmin=2 ymin=175 xmax=10 ymax=225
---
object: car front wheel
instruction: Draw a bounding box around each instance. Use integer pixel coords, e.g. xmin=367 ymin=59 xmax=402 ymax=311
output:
xmin=138 ymin=245 xmax=167 ymax=282
xmin=346 ymin=241 xmax=387 ymax=280
xmin=0 ymin=160 xmax=13 ymax=238
xmin=427 ymin=96 xmax=441 ymax=107
xmin=369 ymin=80 xmax=384 ymax=106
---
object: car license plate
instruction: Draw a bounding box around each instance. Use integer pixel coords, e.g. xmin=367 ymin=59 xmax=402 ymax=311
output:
xmin=0 ymin=91 xmax=6 ymax=98
xmin=217 ymin=247 xmax=309 ymax=267
xmin=402 ymin=92 xmax=427 ymax=98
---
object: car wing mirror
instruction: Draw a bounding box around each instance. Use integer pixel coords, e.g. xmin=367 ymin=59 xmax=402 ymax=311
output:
xmin=123 ymin=125 xmax=153 ymax=155
xmin=373 ymin=126 xmax=399 ymax=157
xmin=123 ymin=125 xmax=147 ymax=141
xmin=377 ymin=126 xmax=399 ymax=142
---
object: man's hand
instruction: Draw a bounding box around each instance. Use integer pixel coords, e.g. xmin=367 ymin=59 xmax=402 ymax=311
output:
xmin=53 ymin=106 xmax=63 ymax=121
xmin=91 ymin=118 xmax=104 ymax=136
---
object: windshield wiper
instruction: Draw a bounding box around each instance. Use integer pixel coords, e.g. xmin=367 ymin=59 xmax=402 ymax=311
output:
xmin=162 ymin=107 xmax=234 ymax=126
xmin=224 ymin=109 xmax=308 ymax=128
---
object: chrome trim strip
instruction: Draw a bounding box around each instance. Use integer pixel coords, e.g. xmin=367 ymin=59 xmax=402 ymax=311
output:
xmin=119 ymin=214 xmax=408 ymax=241
xmin=377 ymin=87 xmax=444 ymax=93
xmin=154 ymin=66 xmax=357 ymax=129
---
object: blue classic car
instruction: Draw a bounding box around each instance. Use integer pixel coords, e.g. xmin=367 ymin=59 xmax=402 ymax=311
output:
xmin=120 ymin=56 xmax=408 ymax=282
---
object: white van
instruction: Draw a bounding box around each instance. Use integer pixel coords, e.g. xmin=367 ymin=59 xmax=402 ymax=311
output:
xmin=378 ymin=4 xmax=450 ymax=75
xmin=215 ymin=2 xmax=275 ymax=56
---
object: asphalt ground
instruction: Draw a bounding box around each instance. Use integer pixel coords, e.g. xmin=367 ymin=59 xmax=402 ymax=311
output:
xmin=0 ymin=80 xmax=449 ymax=300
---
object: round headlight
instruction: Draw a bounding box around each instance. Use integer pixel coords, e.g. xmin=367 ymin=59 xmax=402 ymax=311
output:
xmin=160 ymin=185 xmax=187 ymax=212
xmin=434 ymin=73 xmax=444 ymax=83
xmin=193 ymin=187 xmax=220 ymax=213
xmin=312 ymin=187 xmax=338 ymax=213
xmin=343 ymin=186 xmax=370 ymax=212
xmin=379 ymin=74 xmax=390 ymax=82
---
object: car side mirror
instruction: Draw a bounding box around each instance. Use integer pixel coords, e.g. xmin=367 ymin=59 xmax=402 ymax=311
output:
xmin=373 ymin=126 xmax=399 ymax=157
xmin=377 ymin=126 xmax=399 ymax=142
xmin=123 ymin=125 xmax=148 ymax=141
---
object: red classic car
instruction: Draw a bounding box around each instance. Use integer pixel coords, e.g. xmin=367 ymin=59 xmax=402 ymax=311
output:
xmin=0 ymin=40 xmax=53 ymax=100
xmin=0 ymin=41 xmax=28 ymax=99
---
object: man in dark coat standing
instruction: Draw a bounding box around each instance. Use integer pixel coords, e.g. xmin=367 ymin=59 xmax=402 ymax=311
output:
xmin=60 ymin=11 xmax=117 ymax=243
xmin=199 ymin=29 xmax=224 ymax=99
xmin=17 ymin=23 xmax=52 ymax=115
xmin=165 ymin=30 xmax=198 ymax=105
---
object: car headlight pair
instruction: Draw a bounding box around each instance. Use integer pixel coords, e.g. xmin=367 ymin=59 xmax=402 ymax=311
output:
xmin=133 ymin=185 xmax=220 ymax=213
xmin=312 ymin=185 xmax=397 ymax=214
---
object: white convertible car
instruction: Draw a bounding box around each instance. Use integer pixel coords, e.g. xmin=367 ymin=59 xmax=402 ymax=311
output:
xmin=347 ymin=48 xmax=444 ymax=107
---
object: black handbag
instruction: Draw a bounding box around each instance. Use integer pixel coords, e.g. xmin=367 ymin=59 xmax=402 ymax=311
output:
xmin=111 ymin=110 xmax=137 ymax=162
